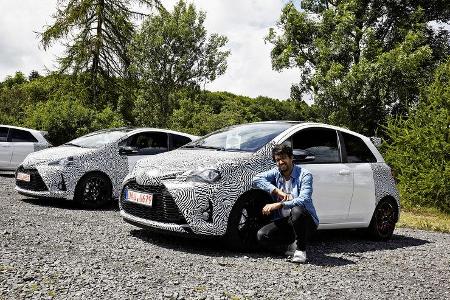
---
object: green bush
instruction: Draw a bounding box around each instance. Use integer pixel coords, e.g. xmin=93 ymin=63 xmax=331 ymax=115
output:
xmin=383 ymin=59 xmax=450 ymax=213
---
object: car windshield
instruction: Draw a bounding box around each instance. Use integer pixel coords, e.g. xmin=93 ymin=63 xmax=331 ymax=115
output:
xmin=66 ymin=130 xmax=127 ymax=148
xmin=183 ymin=123 xmax=295 ymax=152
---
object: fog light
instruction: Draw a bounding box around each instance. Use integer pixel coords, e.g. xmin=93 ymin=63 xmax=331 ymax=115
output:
xmin=201 ymin=200 xmax=213 ymax=222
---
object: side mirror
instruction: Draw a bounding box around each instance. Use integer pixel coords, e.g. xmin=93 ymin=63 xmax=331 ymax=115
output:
xmin=293 ymin=149 xmax=315 ymax=162
xmin=119 ymin=146 xmax=138 ymax=155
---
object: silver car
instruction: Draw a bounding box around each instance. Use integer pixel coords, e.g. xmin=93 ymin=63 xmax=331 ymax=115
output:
xmin=15 ymin=127 xmax=198 ymax=208
xmin=0 ymin=125 xmax=51 ymax=174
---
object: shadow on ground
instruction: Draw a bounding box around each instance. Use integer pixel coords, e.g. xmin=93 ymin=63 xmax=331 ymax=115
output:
xmin=130 ymin=228 xmax=430 ymax=266
xmin=20 ymin=197 xmax=120 ymax=212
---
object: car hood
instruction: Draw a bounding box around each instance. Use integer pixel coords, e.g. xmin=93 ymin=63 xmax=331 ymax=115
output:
xmin=22 ymin=145 xmax=97 ymax=167
xmin=132 ymin=148 xmax=253 ymax=179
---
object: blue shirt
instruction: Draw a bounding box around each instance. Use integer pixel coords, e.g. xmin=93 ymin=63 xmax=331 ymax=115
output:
xmin=252 ymin=165 xmax=319 ymax=225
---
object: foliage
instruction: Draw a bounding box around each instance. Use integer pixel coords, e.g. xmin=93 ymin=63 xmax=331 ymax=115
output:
xmin=267 ymin=0 xmax=450 ymax=135
xmin=23 ymin=97 xmax=124 ymax=145
xmin=40 ymin=0 xmax=160 ymax=105
xmin=129 ymin=0 xmax=230 ymax=127
xmin=169 ymin=91 xmax=315 ymax=135
xmin=383 ymin=58 xmax=450 ymax=213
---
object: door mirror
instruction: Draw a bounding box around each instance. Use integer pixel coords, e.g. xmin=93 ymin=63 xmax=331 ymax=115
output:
xmin=119 ymin=146 xmax=138 ymax=155
xmin=293 ymin=149 xmax=315 ymax=162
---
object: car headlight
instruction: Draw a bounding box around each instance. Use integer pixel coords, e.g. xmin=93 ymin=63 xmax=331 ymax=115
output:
xmin=48 ymin=156 xmax=75 ymax=167
xmin=185 ymin=167 xmax=221 ymax=184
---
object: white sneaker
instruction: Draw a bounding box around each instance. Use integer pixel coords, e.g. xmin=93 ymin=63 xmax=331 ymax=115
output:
xmin=291 ymin=250 xmax=307 ymax=263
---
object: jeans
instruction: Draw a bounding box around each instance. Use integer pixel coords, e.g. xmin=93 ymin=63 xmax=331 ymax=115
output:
xmin=257 ymin=205 xmax=318 ymax=252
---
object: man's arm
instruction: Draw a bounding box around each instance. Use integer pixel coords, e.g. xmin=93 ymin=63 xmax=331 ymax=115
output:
xmin=252 ymin=168 xmax=278 ymax=194
xmin=281 ymin=173 xmax=313 ymax=209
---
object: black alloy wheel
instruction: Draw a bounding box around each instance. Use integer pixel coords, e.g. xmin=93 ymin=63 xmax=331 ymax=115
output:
xmin=369 ymin=199 xmax=398 ymax=240
xmin=75 ymin=173 xmax=112 ymax=208
xmin=226 ymin=196 xmax=270 ymax=251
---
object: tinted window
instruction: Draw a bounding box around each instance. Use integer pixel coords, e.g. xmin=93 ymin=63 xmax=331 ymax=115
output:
xmin=290 ymin=128 xmax=340 ymax=163
xmin=120 ymin=132 xmax=168 ymax=155
xmin=0 ymin=127 xmax=8 ymax=142
xmin=9 ymin=129 xmax=38 ymax=143
xmin=184 ymin=123 xmax=294 ymax=152
xmin=341 ymin=132 xmax=376 ymax=163
xmin=172 ymin=134 xmax=192 ymax=149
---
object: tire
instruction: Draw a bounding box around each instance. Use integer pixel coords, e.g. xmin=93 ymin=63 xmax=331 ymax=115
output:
xmin=75 ymin=173 xmax=112 ymax=208
xmin=225 ymin=196 xmax=270 ymax=251
xmin=368 ymin=198 xmax=398 ymax=240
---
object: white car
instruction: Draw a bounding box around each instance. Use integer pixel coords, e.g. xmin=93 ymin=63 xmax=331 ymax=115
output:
xmin=0 ymin=125 xmax=51 ymax=174
xmin=15 ymin=128 xmax=198 ymax=207
xmin=120 ymin=122 xmax=400 ymax=249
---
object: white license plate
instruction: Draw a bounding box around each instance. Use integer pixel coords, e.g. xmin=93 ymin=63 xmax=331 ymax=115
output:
xmin=16 ymin=172 xmax=30 ymax=182
xmin=126 ymin=189 xmax=153 ymax=207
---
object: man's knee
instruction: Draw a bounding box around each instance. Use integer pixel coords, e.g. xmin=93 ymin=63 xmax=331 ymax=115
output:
xmin=257 ymin=227 xmax=269 ymax=242
xmin=290 ymin=205 xmax=307 ymax=222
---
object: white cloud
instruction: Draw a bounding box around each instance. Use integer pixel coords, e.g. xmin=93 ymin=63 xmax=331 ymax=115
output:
xmin=0 ymin=0 xmax=300 ymax=99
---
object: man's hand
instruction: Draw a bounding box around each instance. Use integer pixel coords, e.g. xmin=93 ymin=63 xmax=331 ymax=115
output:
xmin=262 ymin=202 xmax=283 ymax=216
xmin=272 ymin=188 xmax=291 ymax=201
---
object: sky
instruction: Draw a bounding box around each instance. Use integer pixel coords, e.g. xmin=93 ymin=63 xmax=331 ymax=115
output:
xmin=0 ymin=0 xmax=302 ymax=100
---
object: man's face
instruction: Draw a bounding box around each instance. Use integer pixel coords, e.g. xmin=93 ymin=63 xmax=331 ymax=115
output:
xmin=274 ymin=153 xmax=294 ymax=173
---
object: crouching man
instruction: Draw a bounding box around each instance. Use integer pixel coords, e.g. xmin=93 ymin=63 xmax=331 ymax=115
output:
xmin=252 ymin=144 xmax=319 ymax=263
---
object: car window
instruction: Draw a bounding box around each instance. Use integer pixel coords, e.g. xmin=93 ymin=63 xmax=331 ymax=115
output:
xmin=0 ymin=127 xmax=8 ymax=142
xmin=290 ymin=127 xmax=340 ymax=163
xmin=9 ymin=128 xmax=38 ymax=143
xmin=171 ymin=134 xmax=192 ymax=149
xmin=341 ymin=132 xmax=377 ymax=163
xmin=68 ymin=130 xmax=127 ymax=148
xmin=120 ymin=132 xmax=168 ymax=155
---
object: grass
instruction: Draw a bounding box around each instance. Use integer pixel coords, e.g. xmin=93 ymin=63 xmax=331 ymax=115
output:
xmin=398 ymin=207 xmax=450 ymax=233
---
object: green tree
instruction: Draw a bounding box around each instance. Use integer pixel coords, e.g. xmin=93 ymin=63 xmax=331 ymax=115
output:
xmin=383 ymin=58 xmax=450 ymax=213
xmin=267 ymin=0 xmax=450 ymax=135
xmin=40 ymin=0 xmax=160 ymax=105
xmin=129 ymin=0 xmax=230 ymax=127
xmin=169 ymin=91 xmax=314 ymax=135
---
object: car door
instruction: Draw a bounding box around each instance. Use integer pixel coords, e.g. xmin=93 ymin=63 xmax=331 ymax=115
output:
xmin=120 ymin=131 xmax=169 ymax=172
xmin=284 ymin=127 xmax=354 ymax=224
xmin=0 ymin=127 xmax=13 ymax=170
xmin=9 ymin=128 xmax=38 ymax=169
xmin=339 ymin=131 xmax=377 ymax=223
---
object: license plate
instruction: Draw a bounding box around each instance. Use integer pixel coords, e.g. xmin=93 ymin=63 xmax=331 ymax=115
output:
xmin=126 ymin=189 xmax=153 ymax=207
xmin=16 ymin=172 xmax=30 ymax=182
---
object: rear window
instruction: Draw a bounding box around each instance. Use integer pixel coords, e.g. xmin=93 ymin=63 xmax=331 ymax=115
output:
xmin=9 ymin=128 xmax=38 ymax=143
xmin=341 ymin=132 xmax=376 ymax=163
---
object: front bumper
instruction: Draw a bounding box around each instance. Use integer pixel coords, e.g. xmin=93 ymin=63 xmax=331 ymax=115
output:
xmin=15 ymin=165 xmax=75 ymax=200
xmin=120 ymin=177 xmax=232 ymax=236
xmin=120 ymin=210 xmax=193 ymax=235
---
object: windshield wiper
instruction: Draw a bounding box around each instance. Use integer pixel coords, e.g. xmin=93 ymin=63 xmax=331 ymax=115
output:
xmin=64 ymin=142 xmax=82 ymax=147
xmin=183 ymin=144 xmax=224 ymax=150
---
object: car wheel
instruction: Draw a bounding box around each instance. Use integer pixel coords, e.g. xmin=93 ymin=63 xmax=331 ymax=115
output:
xmin=75 ymin=173 xmax=112 ymax=208
xmin=368 ymin=198 xmax=398 ymax=240
xmin=226 ymin=196 xmax=270 ymax=251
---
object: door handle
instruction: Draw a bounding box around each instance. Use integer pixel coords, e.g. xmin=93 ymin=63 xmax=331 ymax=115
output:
xmin=338 ymin=169 xmax=351 ymax=176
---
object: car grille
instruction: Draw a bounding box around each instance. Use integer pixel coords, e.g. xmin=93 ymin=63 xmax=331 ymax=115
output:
xmin=15 ymin=166 xmax=48 ymax=191
xmin=120 ymin=181 xmax=186 ymax=225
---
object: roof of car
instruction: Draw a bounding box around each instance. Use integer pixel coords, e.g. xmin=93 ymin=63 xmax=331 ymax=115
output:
xmin=0 ymin=124 xmax=46 ymax=134
xmin=91 ymin=127 xmax=199 ymax=139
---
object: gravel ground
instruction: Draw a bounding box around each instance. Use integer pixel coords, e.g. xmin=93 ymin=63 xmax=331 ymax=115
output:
xmin=0 ymin=175 xmax=449 ymax=300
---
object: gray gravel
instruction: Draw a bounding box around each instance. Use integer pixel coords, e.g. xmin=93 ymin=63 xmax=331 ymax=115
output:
xmin=1 ymin=175 xmax=449 ymax=300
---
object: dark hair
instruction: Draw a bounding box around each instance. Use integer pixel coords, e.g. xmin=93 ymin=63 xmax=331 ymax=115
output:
xmin=272 ymin=144 xmax=293 ymax=161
